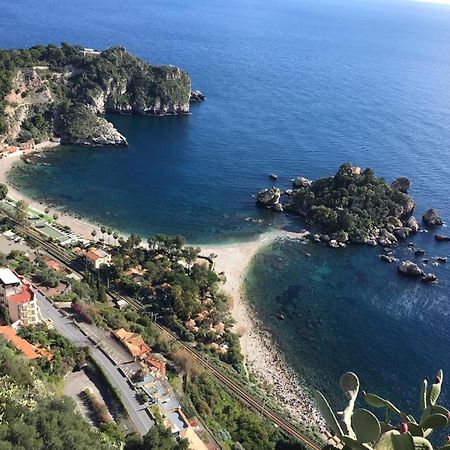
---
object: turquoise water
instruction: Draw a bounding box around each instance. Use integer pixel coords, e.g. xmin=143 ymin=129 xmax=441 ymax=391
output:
xmin=2 ymin=0 xmax=450 ymax=413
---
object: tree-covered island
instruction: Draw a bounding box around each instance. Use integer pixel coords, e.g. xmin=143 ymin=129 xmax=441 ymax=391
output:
xmin=257 ymin=163 xmax=420 ymax=247
xmin=0 ymin=43 xmax=197 ymax=146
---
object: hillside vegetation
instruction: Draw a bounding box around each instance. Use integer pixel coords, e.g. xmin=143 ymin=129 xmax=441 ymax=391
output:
xmin=0 ymin=43 xmax=192 ymax=146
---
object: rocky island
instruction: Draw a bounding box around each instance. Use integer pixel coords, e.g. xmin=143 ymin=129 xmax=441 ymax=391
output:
xmin=0 ymin=44 xmax=201 ymax=146
xmin=256 ymin=163 xmax=423 ymax=247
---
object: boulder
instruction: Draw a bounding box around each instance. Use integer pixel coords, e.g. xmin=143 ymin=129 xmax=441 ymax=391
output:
xmin=273 ymin=203 xmax=284 ymax=212
xmin=422 ymin=273 xmax=438 ymax=284
xmin=380 ymin=254 xmax=396 ymax=263
xmin=292 ymin=176 xmax=312 ymax=189
xmin=328 ymin=240 xmax=339 ymax=248
xmin=388 ymin=217 xmax=403 ymax=228
xmin=394 ymin=227 xmax=411 ymax=240
xmin=435 ymin=234 xmax=450 ymax=242
xmin=386 ymin=223 xmax=395 ymax=233
xmin=422 ymin=209 xmax=443 ymax=228
xmin=269 ymin=173 xmax=278 ymax=181
xmin=398 ymin=260 xmax=423 ymax=277
xmin=406 ymin=216 xmax=420 ymax=232
xmin=437 ymin=256 xmax=447 ymax=263
xmin=256 ymin=187 xmax=282 ymax=209
xmin=414 ymin=249 xmax=425 ymax=256
xmin=366 ymin=239 xmax=377 ymax=246
xmin=391 ymin=176 xmax=411 ymax=193
xmin=189 ymin=90 xmax=205 ymax=102
xmin=320 ymin=234 xmax=331 ymax=243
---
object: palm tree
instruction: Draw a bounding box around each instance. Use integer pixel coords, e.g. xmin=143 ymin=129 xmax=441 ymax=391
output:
xmin=91 ymin=230 xmax=97 ymax=241
xmin=106 ymin=227 xmax=112 ymax=245
xmin=113 ymin=231 xmax=119 ymax=246
xmin=53 ymin=213 xmax=59 ymax=221
xmin=100 ymin=226 xmax=106 ymax=242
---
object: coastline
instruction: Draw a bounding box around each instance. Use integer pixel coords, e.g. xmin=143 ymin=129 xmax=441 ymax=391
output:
xmin=202 ymin=232 xmax=324 ymax=429
xmin=0 ymin=143 xmax=108 ymax=242
xmin=1 ymin=148 xmax=323 ymax=428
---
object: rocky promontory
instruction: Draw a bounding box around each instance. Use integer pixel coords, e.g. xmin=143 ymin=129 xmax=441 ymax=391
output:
xmin=0 ymin=44 xmax=196 ymax=147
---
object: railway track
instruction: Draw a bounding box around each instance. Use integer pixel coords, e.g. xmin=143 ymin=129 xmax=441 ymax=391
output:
xmin=8 ymin=218 xmax=324 ymax=450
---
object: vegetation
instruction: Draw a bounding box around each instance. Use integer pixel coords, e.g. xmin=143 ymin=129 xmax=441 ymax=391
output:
xmin=186 ymin=371 xmax=306 ymax=450
xmin=316 ymin=370 xmax=448 ymax=450
xmin=94 ymin=233 xmax=243 ymax=370
xmin=124 ymin=424 xmax=188 ymax=450
xmin=0 ymin=43 xmax=191 ymax=143
xmin=284 ymin=163 xmax=415 ymax=242
xmin=17 ymin=324 xmax=88 ymax=378
xmin=0 ymin=339 xmax=114 ymax=449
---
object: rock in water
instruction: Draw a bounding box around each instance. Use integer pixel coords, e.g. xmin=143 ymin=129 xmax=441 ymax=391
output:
xmin=398 ymin=260 xmax=423 ymax=277
xmin=435 ymin=234 xmax=450 ymax=242
xmin=292 ymin=176 xmax=312 ymax=189
xmin=422 ymin=273 xmax=438 ymax=283
xmin=391 ymin=176 xmax=411 ymax=193
xmin=189 ymin=90 xmax=205 ymax=102
xmin=422 ymin=209 xmax=443 ymax=227
xmin=256 ymin=187 xmax=282 ymax=210
xmin=406 ymin=216 xmax=420 ymax=232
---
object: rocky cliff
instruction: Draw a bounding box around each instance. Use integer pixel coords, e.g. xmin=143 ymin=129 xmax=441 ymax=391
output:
xmin=0 ymin=44 xmax=195 ymax=146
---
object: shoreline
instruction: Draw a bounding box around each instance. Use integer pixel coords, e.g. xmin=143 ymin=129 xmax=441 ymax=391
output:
xmin=0 ymin=143 xmax=110 ymax=242
xmin=1 ymin=146 xmax=323 ymax=428
xmin=202 ymin=231 xmax=324 ymax=429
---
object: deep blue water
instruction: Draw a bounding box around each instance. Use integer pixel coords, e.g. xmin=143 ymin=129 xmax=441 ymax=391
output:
xmin=2 ymin=0 xmax=450 ymax=416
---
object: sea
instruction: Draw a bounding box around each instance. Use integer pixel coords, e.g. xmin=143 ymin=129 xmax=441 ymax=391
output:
xmin=1 ymin=0 xmax=450 ymax=416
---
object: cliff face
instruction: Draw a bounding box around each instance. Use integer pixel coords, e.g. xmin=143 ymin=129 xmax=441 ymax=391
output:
xmin=0 ymin=45 xmax=193 ymax=146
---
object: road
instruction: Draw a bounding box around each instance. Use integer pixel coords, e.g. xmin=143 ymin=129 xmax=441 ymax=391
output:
xmin=36 ymin=294 xmax=154 ymax=435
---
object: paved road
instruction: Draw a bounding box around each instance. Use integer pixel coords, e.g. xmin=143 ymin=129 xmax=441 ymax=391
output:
xmin=36 ymin=294 xmax=153 ymax=435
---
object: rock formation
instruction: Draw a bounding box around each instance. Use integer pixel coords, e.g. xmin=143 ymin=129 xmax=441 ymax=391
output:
xmin=422 ymin=209 xmax=443 ymax=228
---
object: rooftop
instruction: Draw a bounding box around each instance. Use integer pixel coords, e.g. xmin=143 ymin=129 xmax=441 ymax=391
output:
xmin=86 ymin=248 xmax=110 ymax=261
xmin=112 ymin=328 xmax=150 ymax=358
xmin=7 ymin=283 xmax=34 ymax=305
xmin=0 ymin=268 xmax=20 ymax=286
xmin=0 ymin=326 xmax=39 ymax=359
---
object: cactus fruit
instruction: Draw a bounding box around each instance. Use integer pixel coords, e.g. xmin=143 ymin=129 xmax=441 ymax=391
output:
xmin=315 ymin=369 xmax=449 ymax=450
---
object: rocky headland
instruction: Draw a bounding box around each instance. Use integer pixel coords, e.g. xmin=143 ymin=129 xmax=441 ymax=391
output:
xmin=0 ymin=44 xmax=201 ymax=147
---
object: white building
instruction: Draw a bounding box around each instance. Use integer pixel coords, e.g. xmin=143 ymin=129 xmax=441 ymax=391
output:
xmin=85 ymin=248 xmax=112 ymax=270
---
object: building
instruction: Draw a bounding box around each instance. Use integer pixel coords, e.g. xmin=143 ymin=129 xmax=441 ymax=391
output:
xmin=0 ymin=326 xmax=52 ymax=360
xmin=0 ymin=268 xmax=40 ymax=325
xmin=112 ymin=328 xmax=150 ymax=358
xmin=85 ymin=248 xmax=111 ymax=270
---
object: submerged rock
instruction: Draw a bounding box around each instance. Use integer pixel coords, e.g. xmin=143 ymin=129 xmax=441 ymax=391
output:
xmin=435 ymin=234 xmax=450 ymax=242
xmin=423 ymin=209 xmax=443 ymax=227
xmin=436 ymin=256 xmax=447 ymax=263
xmin=380 ymin=254 xmax=396 ymax=263
xmin=414 ymin=249 xmax=425 ymax=256
xmin=398 ymin=260 xmax=423 ymax=277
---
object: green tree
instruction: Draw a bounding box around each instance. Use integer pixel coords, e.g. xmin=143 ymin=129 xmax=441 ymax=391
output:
xmin=15 ymin=200 xmax=29 ymax=222
xmin=0 ymin=183 xmax=7 ymax=201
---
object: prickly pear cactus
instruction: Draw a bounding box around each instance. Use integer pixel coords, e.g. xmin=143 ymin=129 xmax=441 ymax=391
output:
xmin=315 ymin=370 xmax=449 ymax=450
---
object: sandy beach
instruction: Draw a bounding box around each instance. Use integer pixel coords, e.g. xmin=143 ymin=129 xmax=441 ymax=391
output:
xmin=1 ymin=147 xmax=323 ymax=428
xmin=202 ymin=232 xmax=324 ymax=429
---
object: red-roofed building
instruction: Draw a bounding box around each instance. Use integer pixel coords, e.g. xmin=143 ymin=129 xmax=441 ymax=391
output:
xmin=0 ymin=326 xmax=52 ymax=360
xmin=85 ymin=248 xmax=111 ymax=270
xmin=0 ymin=268 xmax=39 ymax=325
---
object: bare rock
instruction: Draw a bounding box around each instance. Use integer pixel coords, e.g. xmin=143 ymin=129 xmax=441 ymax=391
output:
xmin=423 ymin=209 xmax=443 ymax=228
xmin=398 ymin=260 xmax=423 ymax=277
xmin=391 ymin=176 xmax=411 ymax=193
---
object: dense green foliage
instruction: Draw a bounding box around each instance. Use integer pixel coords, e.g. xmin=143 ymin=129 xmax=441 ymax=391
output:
xmin=186 ymin=372 xmax=307 ymax=450
xmin=0 ymin=339 xmax=113 ymax=449
xmin=0 ymin=43 xmax=191 ymax=142
xmin=125 ymin=425 xmax=188 ymax=450
xmin=285 ymin=163 xmax=415 ymax=240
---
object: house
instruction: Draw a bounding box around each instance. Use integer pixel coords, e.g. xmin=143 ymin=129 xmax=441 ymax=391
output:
xmin=112 ymin=328 xmax=150 ymax=358
xmin=82 ymin=48 xmax=101 ymax=56
xmin=0 ymin=326 xmax=52 ymax=360
xmin=0 ymin=268 xmax=40 ymax=325
xmin=85 ymin=248 xmax=111 ymax=269
xmin=112 ymin=328 xmax=167 ymax=377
